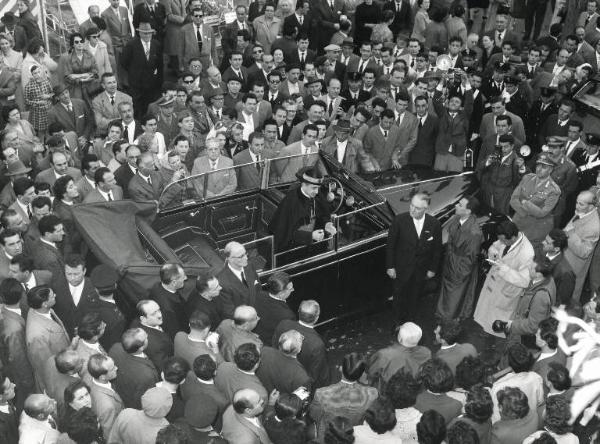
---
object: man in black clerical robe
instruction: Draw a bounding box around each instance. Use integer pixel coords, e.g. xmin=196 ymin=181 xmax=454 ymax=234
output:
xmin=269 ymin=167 xmax=336 ymax=252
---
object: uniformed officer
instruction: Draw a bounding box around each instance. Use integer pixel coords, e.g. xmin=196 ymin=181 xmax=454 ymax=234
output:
xmin=544 ymin=136 xmax=579 ymax=227
xmin=525 ymin=86 xmax=558 ymax=151
xmin=576 ymin=133 xmax=600 ymax=192
xmin=510 ymin=153 xmax=562 ymax=250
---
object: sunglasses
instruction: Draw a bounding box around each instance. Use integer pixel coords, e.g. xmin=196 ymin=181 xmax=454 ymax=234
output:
xmin=73 ymin=40 xmax=83 ymax=44
xmin=193 ymin=14 xmax=203 ymax=17
xmin=183 ymin=80 xmax=194 ymax=84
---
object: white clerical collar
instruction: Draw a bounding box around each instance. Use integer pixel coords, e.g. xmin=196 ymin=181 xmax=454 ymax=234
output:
xmin=546 ymin=251 xmax=560 ymax=261
xmin=197 ymin=377 xmax=214 ymax=384
xmin=298 ymin=320 xmax=313 ymax=328
xmin=441 ymin=343 xmax=457 ymax=350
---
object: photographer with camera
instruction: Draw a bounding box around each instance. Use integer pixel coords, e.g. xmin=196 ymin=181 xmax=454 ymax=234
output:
xmin=479 ymin=133 xmax=527 ymax=216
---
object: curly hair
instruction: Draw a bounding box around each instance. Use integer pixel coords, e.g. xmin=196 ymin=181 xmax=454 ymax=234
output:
xmin=546 ymin=362 xmax=571 ymax=391
xmin=416 ymin=410 xmax=446 ymax=444
xmin=497 ymin=387 xmax=529 ymax=420
xmin=455 ymin=356 xmax=486 ymax=390
xmin=324 ymin=416 xmax=355 ymax=444
xmin=464 ymin=384 xmax=493 ymax=423
xmin=385 ymin=369 xmax=421 ymax=409
xmin=538 ymin=317 xmax=559 ymax=350
xmin=419 ymin=358 xmax=454 ymax=393
xmin=447 ymin=420 xmax=479 ymax=444
xmin=544 ymin=396 xmax=572 ymax=435
xmin=506 ymin=343 xmax=534 ymax=373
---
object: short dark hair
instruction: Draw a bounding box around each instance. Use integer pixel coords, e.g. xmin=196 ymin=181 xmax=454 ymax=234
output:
xmin=77 ymin=312 xmax=104 ymax=340
xmin=438 ymin=319 xmax=462 ymax=345
xmin=546 ymin=362 xmax=571 ymax=391
xmin=419 ymin=358 xmax=454 ymax=393
xmin=507 ymin=343 xmax=534 ymax=372
xmin=265 ymin=271 xmax=291 ymax=294
xmin=189 ymin=310 xmax=211 ymax=331
xmin=121 ymin=328 xmax=145 ymax=353
xmin=193 ymin=354 xmax=217 ymax=380
xmin=538 ymin=317 xmax=559 ymax=349
xmin=531 ymin=433 xmax=559 ymax=444
xmin=547 ymin=229 xmax=568 ymax=251
xmin=364 ymin=398 xmax=397 ymax=434
xmin=464 ymin=384 xmax=493 ymax=423
xmin=163 ymin=357 xmax=190 ymax=384
xmin=87 ymin=354 xmax=112 ymax=379
xmin=447 ymin=420 xmax=479 ymax=444
xmin=31 ymin=195 xmax=51 ymax=211
xmin=544 ymin=395 xmax=572 ymax=435
xmin=81 ymin=153 xmax=99 ymax=173
xmin=533 ymin=255 xmax=554 ymax=277
xmin=416 ymin=410 xmax=447 ymax=444
xmin=195 ymin=270 xmax=216 ymax=294
xmin=38 ymin=215 xmax=62 ymax=237
xmin=53 ymin=174 xmax=74 ymax=200
xmin=273 ymin=393 xmax=303 ymax=419
xmin=233 ymin=343 xmax=260 ymax=371
xmin=155 ymin=424 xmax=190 ymax=444
xmin=0 ymin=228 xmax=19 ymax=246
xmin=0 ymin=278 xmax=24 ymax=305
xmin=65 ymin=254 xmax=85 ymax=270
xmin=386 ymin=369 xmax=420 ymax=408
xmin=495 ymin=114 xmax=512 ymax=126
xmin=324 ymin=416 xmax=355 ymax=444
xmin=341 ymin=352 xmax=366 ymax=381
xmin=497 ymin=386 xmax=529 ymax=420
xmin=10 ymin=254 xmax=34 ymax=273
xmin=160 ymin=263 xmax=182 ymax=285
xmin=496 ymin=220 xmax=519 ymax=239
xmin=94 ymin=167 xmax=111 ymax=185
xmin=64 ymin=407 xmax=102 ymax=444
xmin=13 ymin=177 xmax=34 ymax=197
xmin=27 ymin=285 xmax=52 ymax=309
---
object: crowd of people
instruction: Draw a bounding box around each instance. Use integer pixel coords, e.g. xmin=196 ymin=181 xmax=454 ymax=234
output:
xmin=0 ymin=0 xmax=598 ymax=443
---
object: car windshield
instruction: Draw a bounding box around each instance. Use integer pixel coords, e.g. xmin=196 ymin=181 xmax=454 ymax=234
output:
xmin=158 ymin=152 xmax=325 ymax=211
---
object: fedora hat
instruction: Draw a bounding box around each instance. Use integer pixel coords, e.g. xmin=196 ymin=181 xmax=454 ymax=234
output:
xmin=136 ymin=22 xmax=155 ymax=34
xmin=295 ymin=166 xmax=323 ymax=185
xmin=6 ymin=160 xmax=32 ymax=176
xmin=53 ymin=84 xmax=69 ymax=98
xmin=333 ymin=119 xmax=352 ymax=132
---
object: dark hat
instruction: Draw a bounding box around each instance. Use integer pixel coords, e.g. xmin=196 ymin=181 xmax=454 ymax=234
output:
xmin=498 ymin=134 xmax=515 ymax=144
xmin=184 ymin=396 xmax=218 ymax=428
xmin=546 ymin=136 xmax=565 ymax=147
xmin=504 ymin=75 xmax=519 ymax=85
xmin=157 ymin=96 xmax=175 ymax=107
xmin=587 ymin=132 xmax=600 ymax=146
xmin=314 ymin=55 xmax=327 ymax=67
xmin=346 ymin=71 xmax=362 ymax=82
xmin=494 ymin=61 xmax=510 ymax=72
xmin=90 ymin=264 xmax=119 ymax=291
xmin=53 ymin=84 xmax=68 ymax=97
xmin=341 ymin=38 xmax=354 ymax=48
xmin=536 ymin=153 xmax=556 ymax=167
xmin=304 ymin=77 xmax=322 ymax=87
xmin=295 ymin=166 xmax=323 ymax=185
xmin=136 ymin=22 xmax=155 ymax=34
xmin=5 ymin=160 xmax=31 ymax=176
xmin=226 ymin=76 xmax=241 ymax=84
xmin=207 ymin=87 xmax=224 ymax=100
xmin=540 ymin=86 xmax=556 ymax=97
xmin=333 ymin=119 xmax=352 ymax=132
xmin=1 ymin=12 xmax=16 ymax=25
xmin=285 ymin=62 xmax=301 ymax=72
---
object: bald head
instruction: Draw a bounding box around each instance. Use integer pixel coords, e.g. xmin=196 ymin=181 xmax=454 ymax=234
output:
xmin=24 ymin=394 xmax=54 ymax=419
xmin=224 ymin=241 xmax=245 ymax=258
xmin=298 ymin=300 xmax=320 ymax=324
xmin=278 ymin=330 xmax=303 ymax=356
xmin=55 ymin=349 xmax=84 ymax=375
xmin=232 ymin=388 xmax=263 ymax=417
xmin=233 ymin=305 xmax=258 ymax=330
xmin=576 ymin=190 xmax=598 ymax=215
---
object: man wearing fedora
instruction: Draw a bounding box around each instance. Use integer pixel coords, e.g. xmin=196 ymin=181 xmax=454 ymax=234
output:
xmin=0 ymin=12 xmax=27 ymax=51
xmin=47 ymin=84 xmax=94 ymax=146
xmin=319 ymin=119 xmax=368 ymax=174
xmin=268 ymin=165 xmax=336 ymax=252
xmin=121 ymin=21 xmax=163 ymax=119
xmin=0 ymin=160 xmax=32 ymax=210
xmin=133 ymin=0 xmax=167 ymax=40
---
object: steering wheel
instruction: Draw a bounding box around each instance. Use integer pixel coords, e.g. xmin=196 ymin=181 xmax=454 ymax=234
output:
xmin=323 ymin=176 xmax=345 ymax=214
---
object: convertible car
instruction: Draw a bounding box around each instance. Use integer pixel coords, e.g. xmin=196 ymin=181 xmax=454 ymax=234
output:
xmin=73 ymin=152 xmax=490 ymax=325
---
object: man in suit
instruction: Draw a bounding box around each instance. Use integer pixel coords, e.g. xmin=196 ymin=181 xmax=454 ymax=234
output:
xmin=131 ymin=300 xmax=174 ymax=371
xmin=88 ymin=354 xmax=123 ymax=438
xmin=129 ymin=151 xmax=184 ymax=206
xmin=179 ymin=7 xmax=216 ymax=74
xmin=542 ymin=229 xmax=576 ymax=307
xmin=578 ymin=0 xmax=600 ymax=33
xmin=75 ymin=153 xmax=100 ymax=200
xmin=120 ymin=22 xmax=163 ymax=119
xmin=479 ymin=97 xmax=527 ymax=145
xmin=8 ymin=177 xmax=34 ymax=225
xmin=41 ymin=350 xmax=82 ymax=412
xmin=386 ymin=192 xmax=443 ymax=323
xmin=222 ymin=51 xmax=249 ymax=92
xmin=216 ymin=241 xmax=261 ymax=320
xmin=216 ymin=305 xmax=263 ymax=362
xmin=277 ymin=123 xmax=321 ymax=182
xmin=222 ymin=389 xmax=272 ymax=444
xmin=108 ymin=328 xmax=160 ymax=409
xmin=114 ymin=145 xmax=140 ymax=197
xmin=18 ymin=394 xmax=60 ymax=444
xmin=391 ymin=91 xmax=419 ymax=166
xmin=83 ymin=167 xmax=124 ymax=203
xmin=101 ymin=0 xmax=132 ymax=84
xmin=284 ymin=2 xmax=312 ymax=39
xmin=8 ymin=254 xmax=52 ymax=301
xmin=563 ymin=190 xmax=600 ymax=302
xmin=253 ymin=272 xmax=296 ymax=345
xmin=484 ymin=12 xmax=522 ymax=51
xmin=48 ymin=85 xmax=93 ymax=142
xmin=383 ymin=0 xmax=414 ymax=37
xmin=0 ymin=230 xmax=23 ymax=283
xmin=92 ymin=73 xmax=132 ymax=136
xmin=363 ymin=109 xmax=403 ymax=171
xmin=288 ymin=33 xmax=316 ymax=69
xmin=133 ymin=0 xmax=166 ymax=39
xmin=79 ymin=5 xmax=100 ymax=35
xmin=191 ymin=139 xmax=237 ymax=198
xmin=31 ymin=215 xmax=69 ymax=294
xmin=347 ymin=42 xmax=381 ymax=77
xmin=311 ymin=0 xmax=348 ymax=49
xmin=221 ymin=5 xmax=254 ymax=57
xmin=537 ymin=99 xmax=575 ymax=148
xmin=25 ymin=285 xmax=71 ymax=393
xmin=234 ymin=132 xmax=273 ymax=190
xmin=341 ymin=71 xmax=370 ymax=112
xmin=34 ymin=151 xmax=82 ymax=188
xmin=484 ymin=41 xmax=523 ymax=76
xmin=149 ymin=263 xmax=187 ymax=340
xmin=118 ymin=101 xmax=143 ymax=145
xmin=0 ymin=61 xmax=16 ymax=110
xmin=410 ymin=95 xmax=439 ymax=168
xmin=272 ymin=300 xmax=334 ymax=388
xmin=319 ymin=119 xmax=367 ymax=174
xmin=565 ymin=120 xmax=587 ymax=160
xmin=278 ymin=64 xmax=304 ymax=98
xmin=526 ymin=87 xmax=558 ymax=150
xmin=0 ymin=278 xmax=35 ymax=411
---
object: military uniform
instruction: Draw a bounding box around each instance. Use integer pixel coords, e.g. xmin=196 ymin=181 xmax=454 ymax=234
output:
xmin=510 ymin=157 xmax=561 ymax=248
xmin=549 ymin=153 xmax=579 ymax=226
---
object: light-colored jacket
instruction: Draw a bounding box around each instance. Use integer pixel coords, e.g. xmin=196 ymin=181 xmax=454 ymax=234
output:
xmin=252 ymin=15 xmax=281 ymax=54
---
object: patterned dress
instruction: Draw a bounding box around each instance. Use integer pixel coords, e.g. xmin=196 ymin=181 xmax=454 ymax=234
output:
xmin=24 ymin=77 xmax=52 ymax=132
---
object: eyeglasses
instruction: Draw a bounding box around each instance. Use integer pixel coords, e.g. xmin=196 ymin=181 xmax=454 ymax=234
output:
xmin=269 ymin=79 xmax=281 ymax=84
xmin=73 ymin=40 xmax=83 ymax=44
xmin=193 ymin=14 xmax=203 ymax=17
xmin=253 ymin=49 xmax=264 ymax=54
xmin=230 ymin=252 xmax=248 ymax=259
xmin=183 ymin=80 xmax=194 ymax=84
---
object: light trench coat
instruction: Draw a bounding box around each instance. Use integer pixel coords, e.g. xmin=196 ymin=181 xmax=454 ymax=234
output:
xmin=473 ymin=233 xmax=534 ymax=336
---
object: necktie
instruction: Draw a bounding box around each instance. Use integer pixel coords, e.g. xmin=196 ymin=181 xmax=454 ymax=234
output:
xmin=300 ymin=52 xmax=305 ymax=64
xmin=299 ymin=15 xmax=303 ymax=25
xmin=502 ymin=244 xmax=510 ymax=256
xmin=358 ymin=61 xmax=364 ymax=72
xmin=27 ymin=205 xmax=32 ymax=219
xmin=241 ymin=22 xmax=246 ymax=30
xmin=328 ymin=100 xmax=333 ymax=115
xmin=383 ymin=130 xmax=388 ymax=138
xmin=211 ymin=161 xmax=217 ymax=170
xmin=410 ymin=57 xmax=414 ymax=68
xmin=566 ymin=141 xmax=572 ymax=155
xmin=329 ymin=0 xmax=334 ymax=9
xmin=396 ymin=1 xmax=401 ymax=11
xmin=216 ymin=109 xmax=221 ymax=119
xmin=196 ymin=26 xmax=203 ymax=53
xmin=110 ymin=95 xmax=115 ymax=105
xmin=67 ymin=104 xmax=72 ymax=112
xmin=23 ymin=282 xmax=29 ymax=292
xmin=107 ymin=192 xmax=113 ymax=201
xmin=241 ymin=271 xmax=248 ymax=287
xmin=449 ymin=112 xmax=457 ymax=119
xmin=237 ymin=70 xmax=243 ymax=82
xmin=586 ymin=15 xmax=591 ymax=26
xmin=256 ymin=156 xmax=261 ymax=172
xmin=146 ymin=176 xmax=152 ymax=185
xmin=123 ymin=126 xmax=129 ymax=141
xmin=419 ymin=118 xmax=423 ymax=128
xmin=144 ymin=43 xmax=150 ymax=60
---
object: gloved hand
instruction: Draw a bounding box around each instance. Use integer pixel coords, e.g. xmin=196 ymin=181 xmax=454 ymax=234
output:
xmin=492 ymin=320 xmax=508 ymax=334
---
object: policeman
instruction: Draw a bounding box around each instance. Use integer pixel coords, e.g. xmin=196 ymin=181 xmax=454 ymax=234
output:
xmin=544 ymin=136 xmax=579 ymax=227
xmin=510 ymin=153 xmax=561 ymax=250
xmin=576 ymin=133 xmax=600 ymax=191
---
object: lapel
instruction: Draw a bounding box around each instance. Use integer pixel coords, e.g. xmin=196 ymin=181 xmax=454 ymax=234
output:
xmin=235 ymin=411 xmax=267 ymax=439
xmin=224 ymin=265 xmax=248 ymax=292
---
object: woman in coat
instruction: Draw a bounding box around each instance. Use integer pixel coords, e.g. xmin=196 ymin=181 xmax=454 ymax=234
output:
xmin=411 ymin=0 xmax=431 ymax=43
xmin=84 ymin=27 xmax=112 ymax=80
xmin=21 ymin=38 xmax=57 ymax=90
xmin=23 ymin=64 xmax=53 ymax=136
xmin=58 ymin=32 xmax=99 ymax=104
xmin=253 ymin=3 xmax=281 ymax=54
xmin=424 ymin=6 xmax=448 ymax=52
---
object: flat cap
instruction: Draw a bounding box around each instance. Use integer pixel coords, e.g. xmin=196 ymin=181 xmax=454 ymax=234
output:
xmin=536 ymin=153 xmax=556 ymax=167
xmin=324 ymin=44 xmax=341 ymax=52
xmin=587 ymin=132 xmax=600 ymax=146
xmin=90 ymin=264 xmax=118 ymax=290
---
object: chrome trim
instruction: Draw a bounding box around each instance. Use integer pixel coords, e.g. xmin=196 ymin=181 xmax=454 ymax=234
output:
xmin=376 ymin=171 xmax=474 ymax=192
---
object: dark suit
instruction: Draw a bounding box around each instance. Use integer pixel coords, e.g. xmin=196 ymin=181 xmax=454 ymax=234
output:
xmin=233 ymin=148 xmax=272 ymax=190
xmin=319 ymin=135 xmax=366 ymax=174
xmin=253 ymin=292 xmax=295 ymax=344
xmin=0 ymin=406 xmax=18 ymax=444
xmin=410 ymin=113 xmax=439 ymax=167
xmin=312 ymin=0 xmax=348 ymax=49
xmin=31 ymin=240 xmax=68 ymax=296
xmin=283 ymin=13 xmax=313 ymax=40
xmin=340 ymin=89 xmax=371 ymax=113
xmin=287 ymin=48 xmax=316 ymax=70
xmin=538 ymin=115 xmax=569 ymax=148
xmin=108 ymin=342 xmax=160 ymax=409
xmin=221 ymin=20 xmax=254 ymax=56
xmin=0 ymin=68 xmax=16 ymax=108
xmin=82 ymin=186 xmax=124 ymax=203
xmin=504 ymin=91 xmax=530 ymax=122
xmin=0 ymin=25 xmax=27 ymax=51
xmin=180 ymin=372 xmax=228 ymax=428
xmin=134 ymin=321 xmax=174 ymax=371
xmin=222 ymin=65 xmax=249 ymax=92
xmin=383 ymin=0 xmax=413 ymax=37
xmin=525 ymin=100 xmax=558 ymax=149
xmin=114 ymin=163 xmax=137 ymax=197
xmin=256 ymin=346 xmax=311 ymax=394
xmin=53 ymin=277 xmax=97 ymax=339
xmin=120 ymin=37 xmax=163 ymax=117
xmin=133 ymin=2 xmax=166 ymax=38
xmin=548 ymin=252 xmax=576 ymax=306
xmin=149 ymin=282 xmax=188 ymax=340
xmin=179 ymin=22 xmax=216 ymax=73
xmin=272 ymin=319 xmax=334 ymax=389
xmin=128 ymin=170 xmax=166 ymax=202
xmin=90 ymin=381 xmax=124 ymax=438
xmin=47 ymin=99 xmax=93 ymax=139
xmin=386 ymin=212 xmax=443 ymax=321
xmin=216 ymin=264 xmax=260 ymax=319
xmin=78 ymin=296 xmax=126 ymax=352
